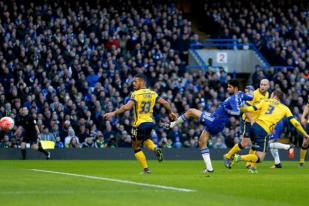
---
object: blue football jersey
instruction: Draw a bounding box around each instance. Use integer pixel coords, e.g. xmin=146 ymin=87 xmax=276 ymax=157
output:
xmin=214 ymin=92 xmax=253 ymax=120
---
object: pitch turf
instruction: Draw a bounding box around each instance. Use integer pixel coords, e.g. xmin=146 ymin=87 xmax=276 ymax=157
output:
xmin=0 ymin=160 xmax=307 ymax=206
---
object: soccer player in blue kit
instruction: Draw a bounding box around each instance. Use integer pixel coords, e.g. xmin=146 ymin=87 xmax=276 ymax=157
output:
xmin=168 ymin=80 xmax=252 ymax=174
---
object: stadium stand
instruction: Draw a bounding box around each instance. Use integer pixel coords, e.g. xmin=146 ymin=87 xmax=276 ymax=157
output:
xmin=0 ymin=0 xmax=308 ymax=149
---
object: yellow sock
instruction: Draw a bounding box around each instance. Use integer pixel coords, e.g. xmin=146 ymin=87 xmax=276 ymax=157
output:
xmin=251 ymin=150 xmax=257 ymax=168
xmin=249 ymin=149 xmax=255 ymax=155
xmin=143 ymin=139 xmax=156 ymax=151
xmin=134 ymin=151 xmax=148 ymax=169
xmin=225 ymin=144 xmax=241 ymax=159
xmin=250 ymin=162 xmax=257 ymax=169
xmin=245 ymin=149 xmax=255 ymax=167
xmin=300 ymin=148 xmax=308 ymax=164
xmin=241 ymin=154 xmax=258 ymax=163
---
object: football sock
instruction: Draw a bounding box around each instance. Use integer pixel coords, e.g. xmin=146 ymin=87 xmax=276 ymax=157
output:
xmin=200 ymin=148 xmax=213 ymax=171
xmin=143 ymin=139 xmax=156 ymax=151
xmin=134 ymin=150 xmax=148 ymax=169
xmin=250 ymin=162 xmax=257 ymax=169
xmin=248 ymin=149 xmax=255 ymax=154
xmin=170 ymin=115 xmax=187 ymax=128
xmin=300 ymin=146 xmax=308 ymax=164
xmin=269 ymin=142 xmax=290 ymax=150
xmin=270 ymin=148 xmax=280 ymax=165
xmin=38 ymin=144 xmax=49 ymax=156
xmin=248 ymin=150 xmax=257 ymax=168
xmin=225 ymin=143 xmax=242 ymax=159
xmin=241 ymin=154 xmax=258 ymax=163
xmin=21 ymin=149 xmax=26 ymax=160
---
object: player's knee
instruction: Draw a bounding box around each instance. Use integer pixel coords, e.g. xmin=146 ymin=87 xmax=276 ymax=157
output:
xmin=131 ymin=144 xmax=140 ymax=151
xmin=21 ymin=143 xmax=26 ymax=149
xmin=186 ymin=108 xmax=194 ymax=116
xmin=32 ymin=144 xmax=38 ymax=150
xmin=241 ymin=138 xmax=249 ymax=147
xmin=198 ymin=139 xmax=207 ymax=148
xmin=303 ymin=140 xmax=309 ymax=148
xmin=256 ymin=153 xmax=265 ymax=163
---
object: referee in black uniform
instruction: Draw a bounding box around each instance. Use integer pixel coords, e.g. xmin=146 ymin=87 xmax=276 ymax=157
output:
xmin=16 ymin=107 xmax=50 ymax=160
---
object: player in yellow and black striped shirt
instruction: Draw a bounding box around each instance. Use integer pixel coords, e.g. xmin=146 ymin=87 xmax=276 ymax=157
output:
xmin=300 ymin=95 xmax=309 ymax=168
xmin=104 ymin=74 xmax=176 ymax=174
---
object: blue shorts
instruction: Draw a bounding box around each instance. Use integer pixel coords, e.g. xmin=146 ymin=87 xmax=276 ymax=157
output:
xmin=269 ymin=119 xmax=286 ymax=141
xmin=199 ymin=112 xmax=224 ymax=136
xmin=306 ymin=123 xmax=309 ymax=134
xmin=250 ymin=123 xmax=269 ymax=152
xmin=240 ymin=120 xmax=251 ymax=138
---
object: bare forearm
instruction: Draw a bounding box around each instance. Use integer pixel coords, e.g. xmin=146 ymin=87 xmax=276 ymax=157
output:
xmin=162 ymin=102 xmax=172 ymax=114
xmin=115 ymin=105 xmax=130 ymax=116
xmin=302 ymin=106 xmax=309 ymax=119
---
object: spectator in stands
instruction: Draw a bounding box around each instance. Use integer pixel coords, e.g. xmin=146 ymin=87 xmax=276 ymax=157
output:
xmin=95 ymin=132 xmax=106 ymax=148
xmin=66 ymin=137 xmax=81 ymax=149
xmin=81 ymin=137 xmax=95 ymax=148
xmin=55 ymin=136 xmax=64 ymax=149
xmin=64 ymin=127 xmax=80 ymax=146
xmin=40 ymin=127 xmax=56 ymax=142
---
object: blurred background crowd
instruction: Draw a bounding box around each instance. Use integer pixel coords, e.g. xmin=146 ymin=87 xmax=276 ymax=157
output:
xmin=0 ymin=0 xmax=308 ymax=149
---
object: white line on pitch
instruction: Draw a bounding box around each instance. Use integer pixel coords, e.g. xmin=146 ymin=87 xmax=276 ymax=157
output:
xmin=31 ymin=169 xmax=196 ymax=192
xmin=0 ymin=190 xmax=159 ymax=195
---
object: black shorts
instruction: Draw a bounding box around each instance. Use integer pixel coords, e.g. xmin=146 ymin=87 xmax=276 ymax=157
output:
xmin=250 ymin=123 xmax=269 ymax=152
xmin=131 ymin=122 xmax=155 ymax=142
xmin=22 ymin=132 xmax=38 ymax=144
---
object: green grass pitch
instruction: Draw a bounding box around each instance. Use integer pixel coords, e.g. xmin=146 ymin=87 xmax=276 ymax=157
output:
xmin=0 ymin=160 xmax=307 ymax=206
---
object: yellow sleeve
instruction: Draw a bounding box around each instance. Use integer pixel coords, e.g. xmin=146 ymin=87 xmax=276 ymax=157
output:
xmin=286 ymin=107 xmax=308 ymax=137
xmin=289 ymin=118 xmax=308 ymax=137
xmin=246 ymin=90 xmax=258 ymax=106
xmin=154 ymin=92 xmax=159 ymax=103
xmin=130 ymin=92 xmax=136 ymax=103
xmin=284 ymin=107 xmax=293 ymax=119
xmin=241 ymin=100 xmax=265 ymax=113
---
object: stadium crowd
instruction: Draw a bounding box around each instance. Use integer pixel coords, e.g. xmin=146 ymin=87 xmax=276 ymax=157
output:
xmin=201 ymin=0 xmax=309 ymax=145
xmin=0 ymin=0 xmax=308 ymax=149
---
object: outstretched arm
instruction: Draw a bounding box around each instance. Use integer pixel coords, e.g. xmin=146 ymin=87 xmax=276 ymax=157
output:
xmin=103 ymin=100 xmax=135 ymax=121
xmin=289 ymin=117 xmax=309 ymax=139
xmin=241 ymin=106 xmax=256 ymax=113
xmin=241 ymin=100 xmax=264 ymax=113
xmin=225 ymin=97 xmax=241 ymax=116
xmin=157 ymin=98 xmax=177 ymax=121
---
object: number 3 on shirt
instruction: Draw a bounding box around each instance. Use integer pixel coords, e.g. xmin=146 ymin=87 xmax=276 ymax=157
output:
xmin=140 ymin=101 xmax=151 ymax=113
xmin=265 ymin=105 xmax=275 ymax=114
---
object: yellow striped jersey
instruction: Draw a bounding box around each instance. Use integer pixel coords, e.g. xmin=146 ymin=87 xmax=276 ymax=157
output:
xmin=254 ymin=98 xmax=293 ymax=134
xmin=130 ymin=89 xmax=158 ymax=127
xmin=242 ymin=89 xmax=269 ymax=122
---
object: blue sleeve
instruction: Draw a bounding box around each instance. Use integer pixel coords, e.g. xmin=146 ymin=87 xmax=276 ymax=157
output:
xmin=243 ymin=93 xmax=253 ymax=101
xmin=224 ymin=97 xmax=240 ymax=116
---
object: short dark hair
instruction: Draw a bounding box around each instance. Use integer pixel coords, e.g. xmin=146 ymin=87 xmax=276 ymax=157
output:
xmin=228 ymin=79 xmax=239 ymax=88
xmin=272 ymin=90 xmax=284 ymax=101
xmin=134 ymin=73 xmax=147 ymax=82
